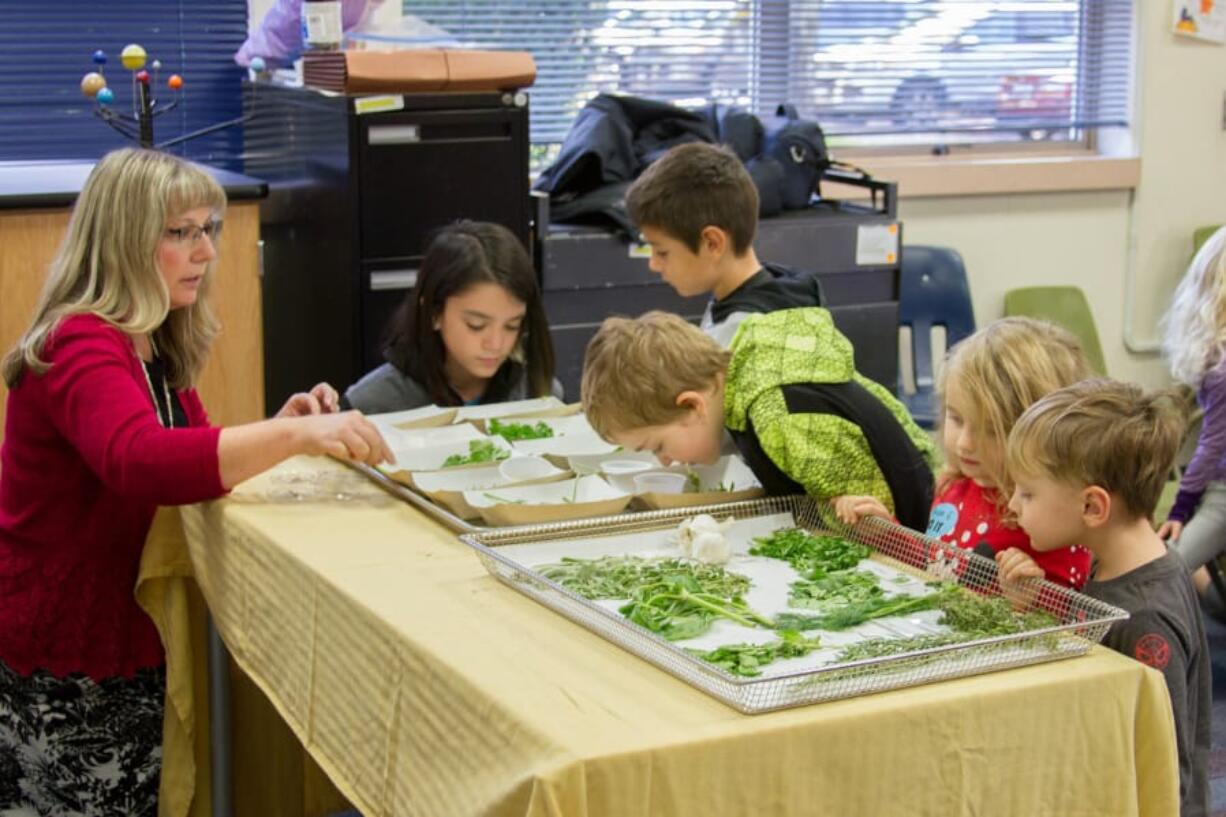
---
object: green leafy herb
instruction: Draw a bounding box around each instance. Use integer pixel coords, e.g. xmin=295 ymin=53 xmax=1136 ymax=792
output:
xmin=774 ymin=586 xmax=953 ymax=632
xmin=688 ymin=631 xmax=823 ymax=677
xmin=489 ymin=419 xmax=554 ymax=441
xmin=788 ymin=570 xmax=883 ymax=611
xmin=537 ymin=556 xmax=751 ymax=601
xmin=937 ymin=591 xmax=1059 ymax=637
xmin=618 ymin=577 xmax=774 ymax=640
xmin=442 ymin=439 xmax=510 ymax=467
xmin=749 ymin=528 xmax=871 ymax=576
xmin=836 ymin=632 xmax=970 ymax=662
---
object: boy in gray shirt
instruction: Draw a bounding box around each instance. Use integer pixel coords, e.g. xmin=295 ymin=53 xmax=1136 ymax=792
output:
xmin=1000 ymin=379 xmax=1209 ymax=817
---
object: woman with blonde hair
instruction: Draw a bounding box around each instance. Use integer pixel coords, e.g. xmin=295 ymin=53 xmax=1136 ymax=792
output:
xmin=0 ymin=148 xmax=391 ymax=813
xmin=835 ymin=316 xmax=1094 ymax=588
xmin=1158 ymin=226 xmax=1226 ymax=601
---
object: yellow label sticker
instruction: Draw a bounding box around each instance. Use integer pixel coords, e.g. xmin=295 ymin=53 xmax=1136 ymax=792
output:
xmin=354 ymin=95 xmax=405 ymax=116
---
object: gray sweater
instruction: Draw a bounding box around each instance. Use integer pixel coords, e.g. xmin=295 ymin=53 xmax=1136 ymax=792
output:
xmin=344 ymin=362 xmax=563 ymax=414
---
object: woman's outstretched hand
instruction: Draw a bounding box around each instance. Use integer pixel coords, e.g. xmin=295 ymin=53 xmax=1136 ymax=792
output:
xmin=277 ymin=382 xmax=341 ymax=418
xmin=292 ymin=410 xmax=394 ymax=466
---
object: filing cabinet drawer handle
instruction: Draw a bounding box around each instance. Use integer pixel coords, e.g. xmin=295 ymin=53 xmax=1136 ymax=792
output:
xmin=370 ymin=269 xmax=418 ymax=291
xmin=368 ymin=125 xmax=421 ymax=145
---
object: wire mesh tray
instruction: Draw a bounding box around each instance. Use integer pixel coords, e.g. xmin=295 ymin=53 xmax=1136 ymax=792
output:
xmin=459 ymin=495 xmax=1127 ymax=713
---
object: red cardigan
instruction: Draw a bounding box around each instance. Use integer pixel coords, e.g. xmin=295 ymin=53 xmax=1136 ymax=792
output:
xmin=0 ymin=314 xmax=224 ymax=679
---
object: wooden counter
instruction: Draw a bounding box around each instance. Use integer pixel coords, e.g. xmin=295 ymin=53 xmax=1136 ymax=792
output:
xmin=0 ymin=161 xmax=267 ymax=445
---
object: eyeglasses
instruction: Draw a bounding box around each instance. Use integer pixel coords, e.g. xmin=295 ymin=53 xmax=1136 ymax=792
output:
xmin=164 ymin=219 xmax=223 ymax=245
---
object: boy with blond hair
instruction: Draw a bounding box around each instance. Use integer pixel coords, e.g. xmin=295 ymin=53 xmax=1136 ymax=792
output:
xmin=625 ymin=143 xmax=823 ymax=347
xmin=1003 ymin=379 xmax=1208 ymax=817
xmin=582 ymin=309 xmax=936 ymax=528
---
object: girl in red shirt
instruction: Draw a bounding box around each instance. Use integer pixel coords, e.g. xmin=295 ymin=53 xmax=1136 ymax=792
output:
xmin=835 ymin=317 xmax=1094 ymax=589
xmin=0 ymin=148 xmax=393 ymax=815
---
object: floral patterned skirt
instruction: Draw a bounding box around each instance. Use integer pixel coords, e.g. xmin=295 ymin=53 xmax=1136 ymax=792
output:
xmin=0 ymin=658 xmax=164 ymax=816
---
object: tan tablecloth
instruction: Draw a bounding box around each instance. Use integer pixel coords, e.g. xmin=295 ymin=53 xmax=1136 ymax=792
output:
xmin=181 ymin=456 xmax=1180 ymax=817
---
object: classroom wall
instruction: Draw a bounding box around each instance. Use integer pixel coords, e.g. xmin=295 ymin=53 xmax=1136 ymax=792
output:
xmin=244 ymin=1 xmax=1226 ymax=387
xmin=901 ymin=1 xmax=1226 ymax=388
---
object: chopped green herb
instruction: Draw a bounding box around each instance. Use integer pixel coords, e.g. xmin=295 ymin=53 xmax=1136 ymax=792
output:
xmin=489 ymin=418 xmax=554 ymax=441
xmin=481 ymin=492 xmax=526 ymax=505
xmin=442 ymin=439 xmax=510 ymax=467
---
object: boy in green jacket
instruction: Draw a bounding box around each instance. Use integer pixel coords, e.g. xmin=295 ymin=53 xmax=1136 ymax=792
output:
xmin=581 ymin=309 xmax=936 ymax=527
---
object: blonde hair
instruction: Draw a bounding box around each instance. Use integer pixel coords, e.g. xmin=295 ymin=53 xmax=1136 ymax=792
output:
xmin=2 ymin=148 xmax=226 ymax=390
xmin=938 ymin=317 xmax=1093 ymax=514
xmin=1007 ymin=379 xmax=1187 ymax=520
xmin=1161 ymin=226 xmax=1226 ymax=386
xmin=582 ymin=311 xmax=730 ymax=438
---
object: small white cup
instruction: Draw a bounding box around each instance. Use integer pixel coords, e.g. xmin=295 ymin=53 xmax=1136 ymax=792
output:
xmin=633 ymin=471 xmax=687 ymax=495
xmin=498 ymin=455 xmax=556 ymax=483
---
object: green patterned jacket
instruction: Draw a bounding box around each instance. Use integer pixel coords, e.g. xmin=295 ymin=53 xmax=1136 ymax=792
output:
xmin=725 ymin=308 xmax=938 ymax=528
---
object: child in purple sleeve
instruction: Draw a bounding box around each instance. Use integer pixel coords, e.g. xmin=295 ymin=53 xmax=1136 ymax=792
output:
xmin=1158 ymin=226 xmax=1226 ymax=604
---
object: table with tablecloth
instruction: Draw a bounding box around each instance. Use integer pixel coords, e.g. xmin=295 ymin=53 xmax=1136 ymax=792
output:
xmin=178 ymin=455 xmax=1180 ymax=817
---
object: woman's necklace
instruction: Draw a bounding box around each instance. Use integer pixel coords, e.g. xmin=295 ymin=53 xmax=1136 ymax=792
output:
xmin=140 ymin=338 xmax=175 ymax=429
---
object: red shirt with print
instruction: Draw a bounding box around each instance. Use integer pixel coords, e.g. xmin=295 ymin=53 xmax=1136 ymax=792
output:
xmin=926 ymin=477 xmax=1091 ymax=589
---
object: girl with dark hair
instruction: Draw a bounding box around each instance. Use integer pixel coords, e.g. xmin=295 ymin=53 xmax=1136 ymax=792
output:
xmin=344 ymin=220 xmax=558 ymax=412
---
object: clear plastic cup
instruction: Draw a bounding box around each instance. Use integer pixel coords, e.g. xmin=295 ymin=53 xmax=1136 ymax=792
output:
xmin=633 ymin=472 xmax=687 ymax=495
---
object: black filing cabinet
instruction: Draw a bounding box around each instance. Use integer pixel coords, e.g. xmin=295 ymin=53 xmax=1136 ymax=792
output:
xmin=244 ymin=82 xmax=530 ymax=410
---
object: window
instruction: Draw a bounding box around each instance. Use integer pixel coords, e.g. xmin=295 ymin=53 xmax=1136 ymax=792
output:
xmin=0 ymin=2 xmax=248 ymax=167
xmin=407 ymin=0 xmax=1131 ymax=162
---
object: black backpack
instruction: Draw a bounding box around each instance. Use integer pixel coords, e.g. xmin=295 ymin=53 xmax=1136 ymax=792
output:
xmin=762 ymin=103 xmax=830 ymax=209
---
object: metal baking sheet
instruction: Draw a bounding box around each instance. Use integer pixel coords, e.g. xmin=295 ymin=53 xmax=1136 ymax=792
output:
xmin=459 ymin=496 xmax=1127 ymax=713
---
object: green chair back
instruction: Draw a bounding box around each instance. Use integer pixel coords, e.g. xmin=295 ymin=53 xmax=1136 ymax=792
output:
xmin=1002 ymin=286 xmax=1107 ymax=376
xmin=1194 ymin=225 xmax=1222 ymax=255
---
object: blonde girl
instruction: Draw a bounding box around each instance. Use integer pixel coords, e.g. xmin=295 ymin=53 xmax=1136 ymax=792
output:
xmin=0 ymin=148 xmax=391 ymax=814
xmin=1158 ymin=226 xmax=1226 ymax=601
xmin=835 ymin=317 xmax=1094 ymax=588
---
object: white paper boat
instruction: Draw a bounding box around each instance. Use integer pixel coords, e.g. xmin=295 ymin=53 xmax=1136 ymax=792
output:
xmin=463 ymin=474 xmax=632 ymax=526
xmin=367 ymin=405 xmax=458 ymax=429
xmin=480 ymin=413 xmax=596 ymax=439
xmin=378 ymin=422 xmax=484 ymax=450
xmin=453 ymin=396 xmax=571 ymax=423
xmin=510 ymin=432 xmax=620 ymax=460
xmin=410 ymin=459 xmax=570 ymax=519
xmin=378 ymin=435 xmax=513 ymax=480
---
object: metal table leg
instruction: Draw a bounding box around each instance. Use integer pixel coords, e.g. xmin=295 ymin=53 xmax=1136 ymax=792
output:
xmin=208 ymin=618 xmax=233 ymax=817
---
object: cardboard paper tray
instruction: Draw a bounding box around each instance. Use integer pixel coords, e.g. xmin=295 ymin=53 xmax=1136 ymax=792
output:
xmin=344 ymin=459 xmax=766 ymax=533
xmin=458 ymin=496 xmax=1128 ymax=713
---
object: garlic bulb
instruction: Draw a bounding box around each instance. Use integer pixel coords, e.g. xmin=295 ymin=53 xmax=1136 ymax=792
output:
xmin=675 ymin=514 xmax=735 ymax=560
xmin=692 ymin=531 xmax=732 ymax=564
